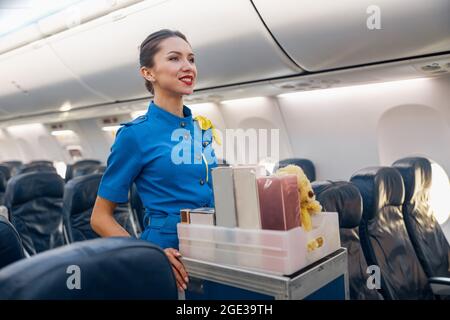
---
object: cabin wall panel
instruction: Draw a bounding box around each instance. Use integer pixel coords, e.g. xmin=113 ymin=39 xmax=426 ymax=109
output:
xmin=219 ymin=97 xmax=293 ymax=166
xmin=279 ymin=76 xmax=450 ymax=180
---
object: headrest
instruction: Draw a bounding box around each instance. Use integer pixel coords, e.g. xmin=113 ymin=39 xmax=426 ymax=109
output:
xmin=5 ymin=172 xmax=64 ymax=206
xmin=29 ymin=160 xmax=53 ymax=166
xmin=63 ymin=174 xmax=102 ymax=215
xmin=312 ymin=180 xmax=363 ymax=228
xmin=0 ymin=216 xmax=25 ymax=269
xmin=0 ymin=237 xmax=177 ymax=299
xmin=350 ymin=167 xmax=405 ymax=221
xmin=18 ymin=164 xmax=56 ymax=175
xmin=66 ymin=160 xmax=102 ymax=181
xmin=277 ymin=158 xmax=316 ymax=181
xmin=73 ymin=159 xmax=101 ymax=168
xmin=0 ymin=165 xmax=11 ymax=181
xmin=392 ymin=157 xmax=432 ymax=202
xmin=72 ymin=165 xmax=102 ymax=179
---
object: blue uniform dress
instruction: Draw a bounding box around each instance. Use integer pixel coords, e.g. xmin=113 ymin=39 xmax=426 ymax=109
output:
xmin=98 ymin=101 xmax=217 ymax=249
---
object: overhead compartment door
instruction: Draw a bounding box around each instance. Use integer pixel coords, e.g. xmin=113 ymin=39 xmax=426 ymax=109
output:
xmin=252 ymin=0 xmax=450 ymax=71
xmin=49 ymin=0 xmax=303 ymax=101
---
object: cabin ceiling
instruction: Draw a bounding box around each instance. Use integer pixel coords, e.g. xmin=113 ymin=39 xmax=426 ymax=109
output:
xmin=0 ymin=0 xmax=449 ymax=125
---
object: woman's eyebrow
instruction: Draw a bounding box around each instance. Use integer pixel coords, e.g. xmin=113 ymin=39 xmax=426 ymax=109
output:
xmin=167 ymin=51 xmax=194 ymax=56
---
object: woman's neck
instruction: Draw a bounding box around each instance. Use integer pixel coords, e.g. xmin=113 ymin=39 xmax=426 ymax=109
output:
xmin=153 ymin=91 xmax=184 ymax=118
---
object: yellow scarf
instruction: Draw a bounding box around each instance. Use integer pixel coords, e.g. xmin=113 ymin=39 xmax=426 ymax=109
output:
xmin=193 ymin=115 xmax=222 ymax=146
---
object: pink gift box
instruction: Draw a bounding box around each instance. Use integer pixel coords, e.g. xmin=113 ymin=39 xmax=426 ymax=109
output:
xmin=257 ymin=175 xmax=300 ymax=231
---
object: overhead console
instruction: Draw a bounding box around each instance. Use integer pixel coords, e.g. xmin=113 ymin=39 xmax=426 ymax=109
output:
xmin=252 ymin=0 xmax=450 ymax=71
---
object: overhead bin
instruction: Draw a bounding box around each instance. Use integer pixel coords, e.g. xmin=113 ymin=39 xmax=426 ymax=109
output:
xmin=252 ymin=0 xmax=450 ymax=71
xmin=0 ymin=0 xmax=302 ymax=121
xmin=0 ymin=45 xmax=110 ymax=117
xmin=48 ymin=0 xmax=302 ymax=101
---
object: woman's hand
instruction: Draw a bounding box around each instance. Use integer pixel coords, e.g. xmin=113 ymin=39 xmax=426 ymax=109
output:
xmin=164 ymin=248 xmax=189 ymax=291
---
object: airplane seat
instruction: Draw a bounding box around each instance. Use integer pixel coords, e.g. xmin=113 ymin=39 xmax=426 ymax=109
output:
xmin=0 ymin=237 xmax=177 ymax=299
xmin=130 ymin=183 xmax=145 ymax=233
xmin=312 ymin=180 xmax=384 ymax=300
xmin=2 ymin=161 xmax=23 ymax=176
xmin=276 ymin=158 xmax=316 ymax=181
xmin=350 ymin=167 xmax=434 ymax=299
xmin=65 ymin=159 xmax=102 ymax=182
xmin=63 ymin=174 xmax=137 ymax=242
xmin=4 ymin=172 xmax=65 ymax=256
xmin=0 ymin=164 xmax=11 ymax=181
xmin=0 ymin=215 xmax=25 ymax=270
xmin=17 ymin=163 xmax=56 ymax=175
xmin=392 ymin=157 xmax=450 ymax=280
xmin=0 ymin=171 xmax=6 ymax=206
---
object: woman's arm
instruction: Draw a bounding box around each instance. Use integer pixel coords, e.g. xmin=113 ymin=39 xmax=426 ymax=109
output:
xmin=91 ymin=196 xmax=131 ymax=237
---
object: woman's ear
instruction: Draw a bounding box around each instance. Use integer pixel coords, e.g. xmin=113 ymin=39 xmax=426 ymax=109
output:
xmin=140 ymin=66 xmax=155 ymax=82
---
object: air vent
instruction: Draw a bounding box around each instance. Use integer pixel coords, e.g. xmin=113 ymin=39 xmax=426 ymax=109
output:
xmin=274 ymin=78 xmax=341 ymax=91
xmin=50 ymin=123 xmax=66 ymax=130
xmin=421 ymin=63 xmax=441 ymax=72
xmin=415 ymin=60 xmax=450 ymax=76
xmin=102 ymin=116 xmax=119 ymax=125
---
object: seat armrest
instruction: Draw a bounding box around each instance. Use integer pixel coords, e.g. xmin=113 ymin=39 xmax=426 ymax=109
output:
xmin=429 ymin=277 xmax=450 ymax=296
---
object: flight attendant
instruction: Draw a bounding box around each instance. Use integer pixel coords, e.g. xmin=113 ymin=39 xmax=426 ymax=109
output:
xmin=91 ymin=29 xmax=217 ymax=291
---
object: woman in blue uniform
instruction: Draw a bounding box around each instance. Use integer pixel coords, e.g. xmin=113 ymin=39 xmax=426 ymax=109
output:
xmin=91 ymin=29 xmax=217 ymax=291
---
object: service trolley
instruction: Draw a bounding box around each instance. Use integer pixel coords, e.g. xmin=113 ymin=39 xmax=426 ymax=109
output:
xmin=183 ymin=248 xmax=349 ymax=300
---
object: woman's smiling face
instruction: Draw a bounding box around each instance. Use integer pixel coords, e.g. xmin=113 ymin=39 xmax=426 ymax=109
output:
xmin=147 ymin=36 xmax=197 ymax=96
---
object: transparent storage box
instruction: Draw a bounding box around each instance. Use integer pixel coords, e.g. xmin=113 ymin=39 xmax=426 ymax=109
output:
xmin=178 ymin=212 xmax=341 ymax=275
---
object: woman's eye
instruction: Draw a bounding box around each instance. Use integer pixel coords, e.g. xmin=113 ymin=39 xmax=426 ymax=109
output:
xmin=189 ymin=58 xmax=195 ymax=63
xmin=169 ymin=57 xmax=178 ymax=61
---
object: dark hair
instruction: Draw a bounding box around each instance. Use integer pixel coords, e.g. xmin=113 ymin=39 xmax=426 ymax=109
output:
xmin=139 ymin=29 xmax=189 ymax=94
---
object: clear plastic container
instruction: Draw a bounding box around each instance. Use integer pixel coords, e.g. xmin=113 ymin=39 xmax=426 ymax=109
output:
xmin=178 ymin=212 xmax=341 ymax=275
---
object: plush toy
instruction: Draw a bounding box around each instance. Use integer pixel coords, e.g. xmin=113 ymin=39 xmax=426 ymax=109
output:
xmin=275 ymin=164 xmax=322 ymax=231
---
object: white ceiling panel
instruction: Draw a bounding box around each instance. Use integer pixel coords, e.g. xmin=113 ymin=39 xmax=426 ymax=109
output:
xmin=253 ymin=0 xmax=450 ymax=71
xmin=0 ymin=44 xmax=111 ymax=117
xmin=48 ymin=0 xmax=302 ymax=101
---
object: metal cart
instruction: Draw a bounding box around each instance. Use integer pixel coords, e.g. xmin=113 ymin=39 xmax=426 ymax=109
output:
xmin=182 ymin=248 xmax=349 ymax=300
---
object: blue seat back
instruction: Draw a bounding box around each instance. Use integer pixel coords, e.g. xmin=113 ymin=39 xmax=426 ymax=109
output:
xmin=65 ymin=159 xmax=102 ymax=182
xmin=276 ymin=158 xmax=316 ymax=181
xmin=393 ymin=157 xmax=450 ymax=278
xmin=0 ymin=237 xmax=177 ymax=299
xmin=130 ymin=183 xmax=145 ymax=233
xmin=0 ymin=171 xmax=6 ymax=206
xmin=18 ymin=163 xmax=56 ymax=175
xmin=4 ymin=172 xmax=65 ymax=255
xmin=1 ymin=161 xmax=23 ymax=176
xmin=63 ymin=174 xmax=137 ymax=242
xmin=0 ymin=215 xmax=25 ymax=269
xmin=0 ymin=164 xmax=11 ymax=181
xmin=312 ymin=180 xmax=383 ymax=300
xmin=350 ymin=167 xmax=433 ymax=299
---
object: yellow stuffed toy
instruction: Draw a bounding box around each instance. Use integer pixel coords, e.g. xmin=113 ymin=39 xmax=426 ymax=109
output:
xmin=275 ymin=164 xmax=322 ymax=231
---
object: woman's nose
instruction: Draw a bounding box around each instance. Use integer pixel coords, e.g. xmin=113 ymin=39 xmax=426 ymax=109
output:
xmin=181 ymin=58 xmax=194 ymax=71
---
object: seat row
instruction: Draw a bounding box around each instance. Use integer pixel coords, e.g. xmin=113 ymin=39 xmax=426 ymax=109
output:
xmin=0 ymin=171 xmax=138 ymax=259
xmin=311 ymin=157 xmax=450 ymax=299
